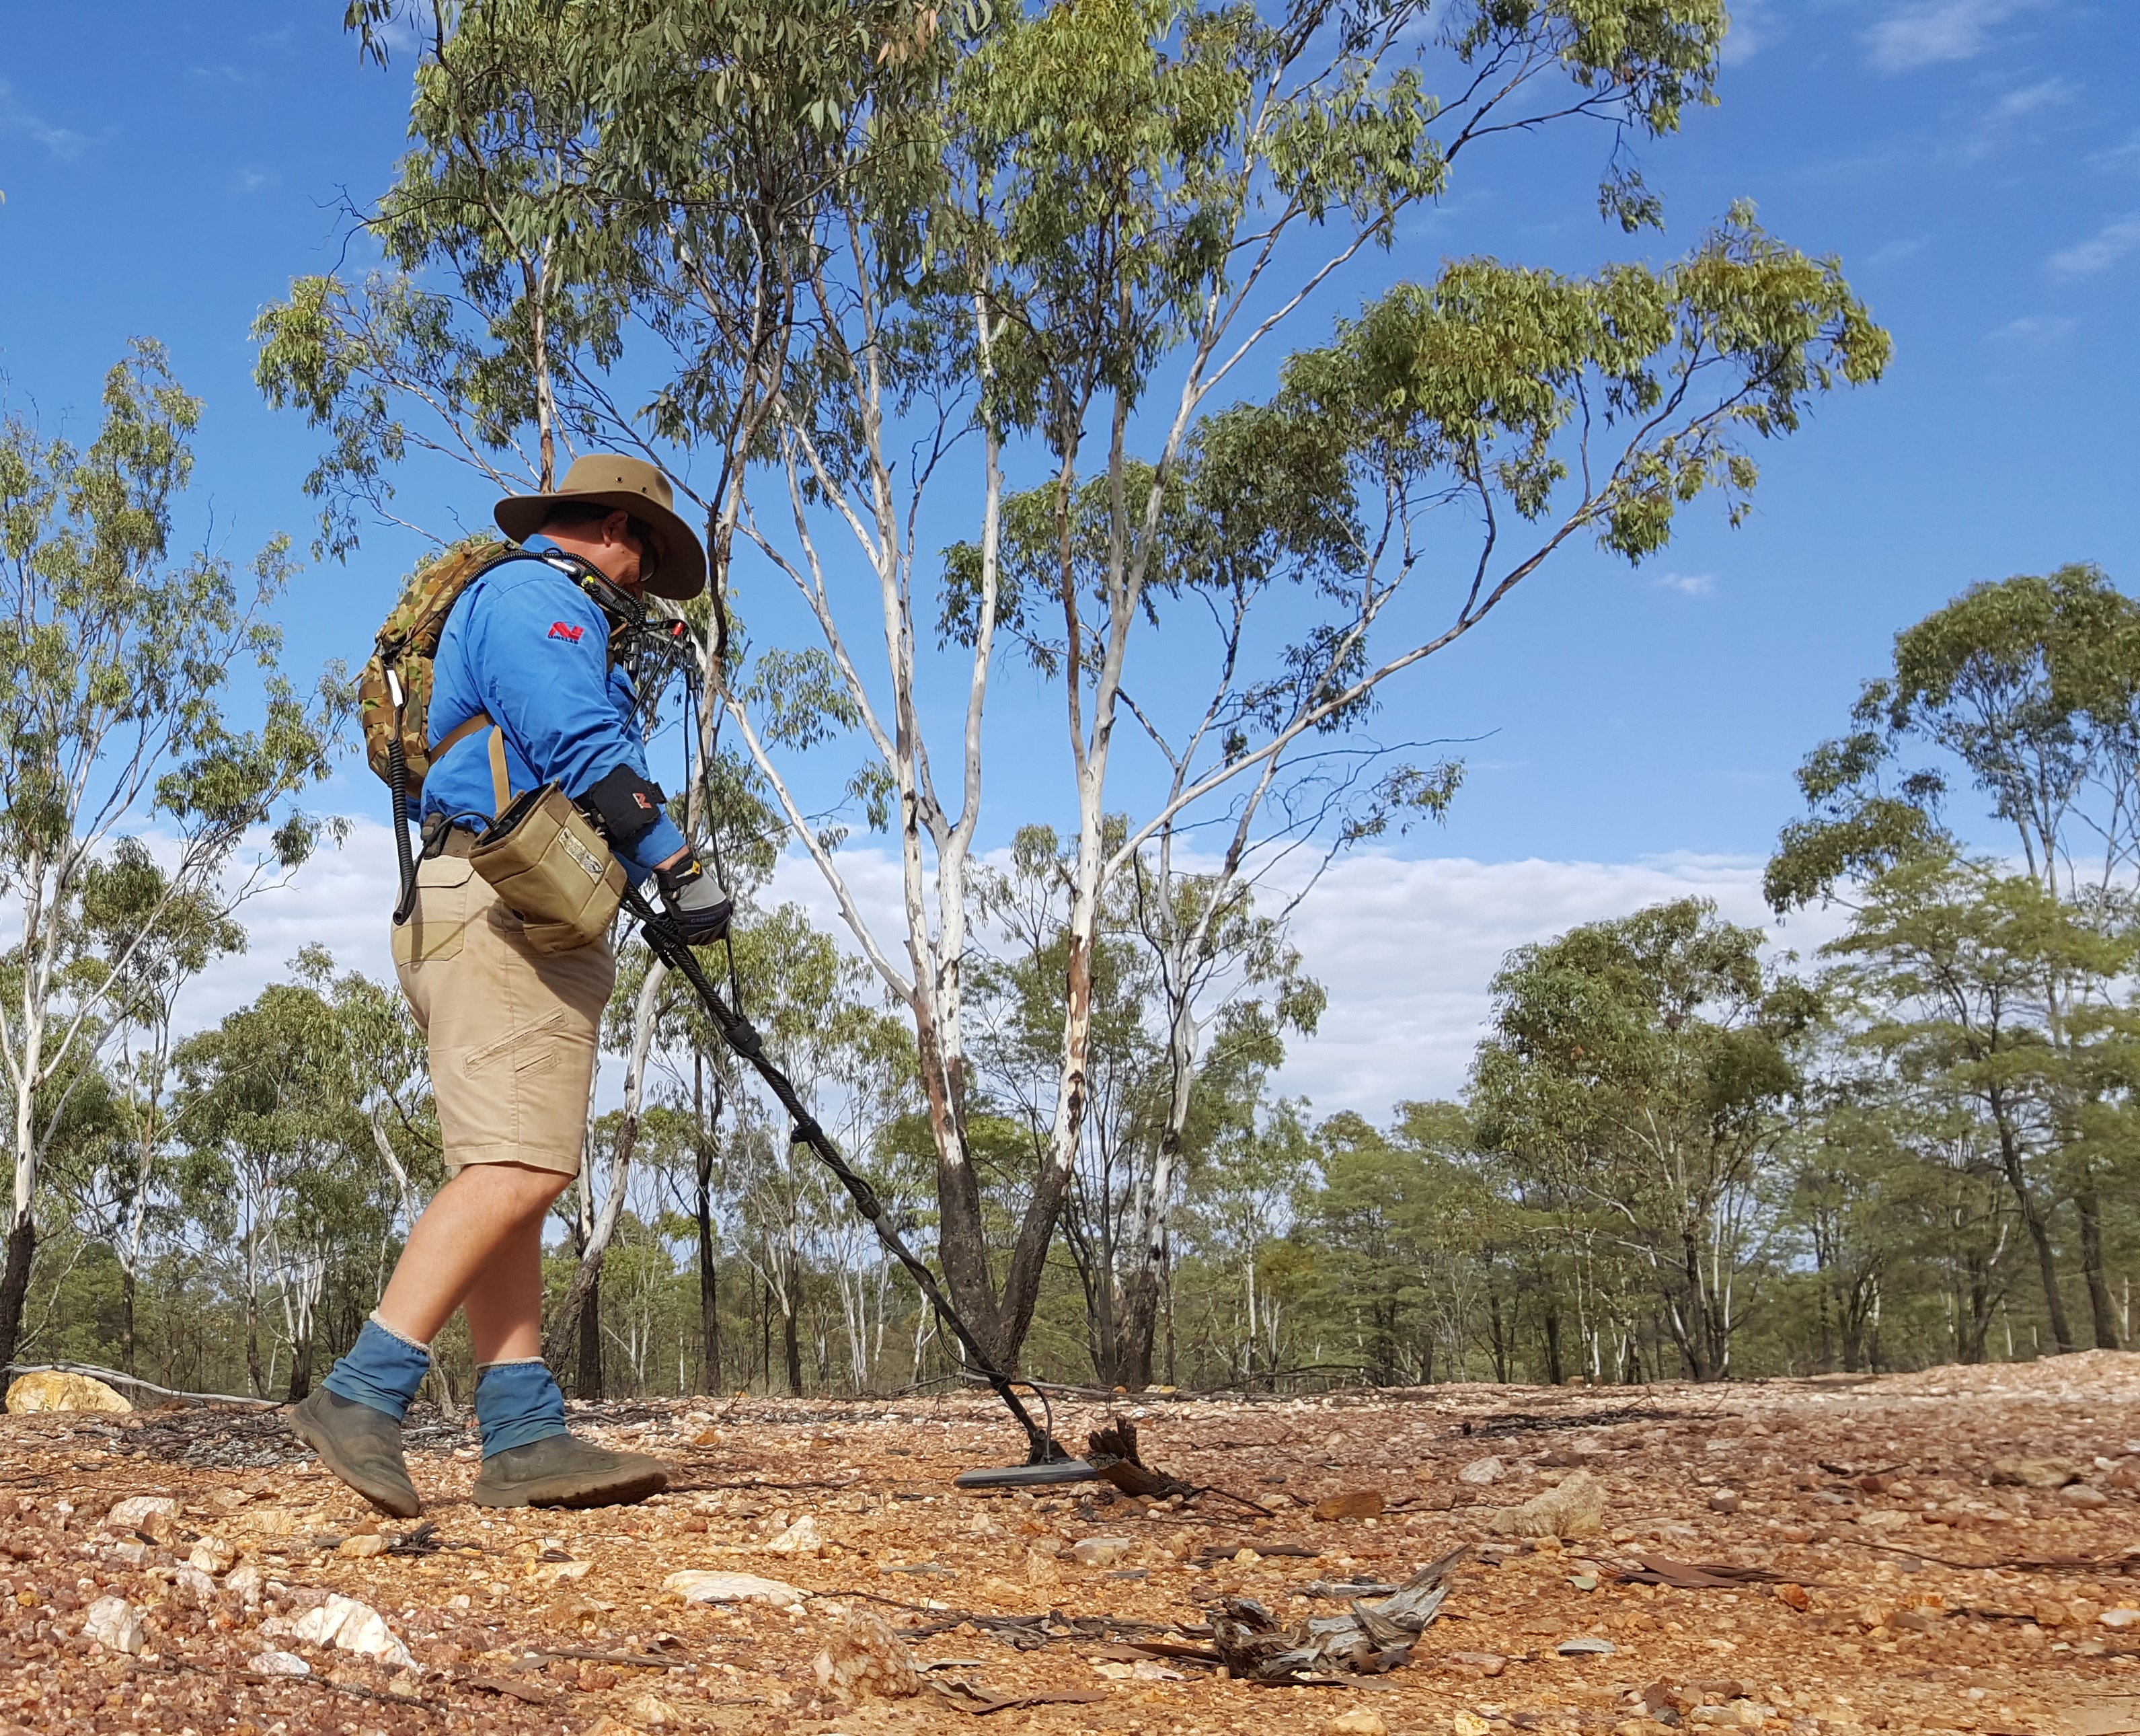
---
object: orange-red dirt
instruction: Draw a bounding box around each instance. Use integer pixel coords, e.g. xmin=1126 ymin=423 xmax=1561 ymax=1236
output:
xmin=5 ymin=1352 xmax=2139 ymax=1735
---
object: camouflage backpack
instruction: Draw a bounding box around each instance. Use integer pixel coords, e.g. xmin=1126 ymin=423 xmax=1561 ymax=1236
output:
xmin=358 ymin=535 xmax=514 ymax=800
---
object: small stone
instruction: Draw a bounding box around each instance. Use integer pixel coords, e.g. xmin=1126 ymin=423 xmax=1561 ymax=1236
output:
xmin=279 ymin=1592 xmax=415 ymax=1667
xmin=225 ymin=1564 xmax=266 ymax=1606
xmin=1453 ymin=1714 xmax=1492 ymax=1736
xmin=1989 ymin=1458 xmax=2083 ymax=1488
xmin=84 ymin=1595 xmax=146 ymax=1653
xmin=1775 ymin=1582 xmax=1810 ymax=1612
xmin=1488 ymin=1470 xmax=1605 ymax=1538
xmin=106 ymin=1490 xmax=178 ymax=1523
xmin=174 ymin=1566 xmax=218 ymax=1606
xmin=661 ymin=1570 xmax=805 ymax=1610
xmin=2059 ymin=1482 xmax=2110 ymax=1509
xmin=250 ymin=1649 xmax=311 ymax=1677
xmin=1313 ymin=1490 xmax=1386 ymax=1521
xmin=1708 ymin=1489 xmax=1741 ymax=1514
xmin=337 ymin=1533 xmax=389 ymax=1558
xmin=189 ymin=1536 xmax=239 ymax=1574
xmin=627 ymin=1692 xmax=679 ymax=1725
xmin=812 ymin=1612 xmax=925 ymax=1701
xmin=538 ymin=1558 xmax=591 ymax=1583
xmin=1071 ymin=1537 xmax=1135 ymax=1567
xmin=1450 ymin=1651 xmax=1506 ymax=1676
xmin=1556 ymin=1636 xmax=1615 ymax=1656
xmin=1323 ymin=1710 xmax=1387 ymax=1736
xmin=1457 ymin=1456 xmax=1506 ymax=1486
xmin=2101 ymin=1608 xmax=2140 ymax=1630
xmin=5 ymin=1371 xmax=131 ymax=1414
xmin=108 ymin=1495 xmax=179 ymax=1536
xmin=763 ymin=1514 xmax=824 ymax=1556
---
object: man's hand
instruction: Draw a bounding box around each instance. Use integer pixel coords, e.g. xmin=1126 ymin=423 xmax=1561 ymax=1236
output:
xmin=653 ymin=851 xmax=732 ymax=944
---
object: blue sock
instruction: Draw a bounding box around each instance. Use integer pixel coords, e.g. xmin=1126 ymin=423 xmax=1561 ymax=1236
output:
xmin=320 ymin=1315 xmax=432 ymax=1421
xmin=475 ymin=1359 xmax=569 ymax=1456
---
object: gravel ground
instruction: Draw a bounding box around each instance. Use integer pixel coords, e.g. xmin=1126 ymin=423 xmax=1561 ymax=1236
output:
xmin=1 ymin=1354 xmax=2137 ymax=1735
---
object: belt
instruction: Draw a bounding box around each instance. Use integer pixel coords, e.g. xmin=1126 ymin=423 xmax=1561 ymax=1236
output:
xmin=436 ymin=825 xmax=481 ymax=860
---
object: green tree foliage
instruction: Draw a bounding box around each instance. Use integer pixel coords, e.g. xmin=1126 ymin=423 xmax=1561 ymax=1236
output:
xmin=0 ymin=344 xmax=345 ymax=1371
xmin=1473 ymin=899 xmax=1813 ymax=1380
xmin=256 ymin=0 xmax=1886 ymax=1382
xmin=1769 ymin=564 xmax=2140 ymax=911
xmin=1821 ymin=856 xmax=2139 ymax=1357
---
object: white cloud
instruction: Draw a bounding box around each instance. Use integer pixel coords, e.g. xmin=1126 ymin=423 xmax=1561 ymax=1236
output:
xmin=1269 ymin=852 xmax=1843 ymax=1112
xmin=2048 ymin=215 xmax=2140 ymax=278
xmin=169 ymin=818 xmax=404 ymax=1034
xmin=1993 ymin=75 xmax=2074 ymax=119
xmin=178 ymin=827 xmax=1846 ymax=1129
xmin=1721 ymin=0 xmax=1776 ymax=66
xmin=0 ymin=79 xmax=87 ymax=161
xmin=1989 ymin=313 xmax=2075 ymax=342
xmin=761 ymin=846 xmax=1843 ymax=1119
xmin=1652 ymin=572 xmax=1716 ymax=597
xmin=1867 ymin=235 xmax=1929 ymax=267
xmin=1868 ymin=0 xmax=2034 ymax=71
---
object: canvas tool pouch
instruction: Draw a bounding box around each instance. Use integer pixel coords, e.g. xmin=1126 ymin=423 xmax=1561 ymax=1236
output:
xmin=465 ymin=726 xmax=627 ymax=954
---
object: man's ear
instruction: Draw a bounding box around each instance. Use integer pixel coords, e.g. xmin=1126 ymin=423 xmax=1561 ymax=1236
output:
xmin=603 ymin=509 xmax=635 ymax=548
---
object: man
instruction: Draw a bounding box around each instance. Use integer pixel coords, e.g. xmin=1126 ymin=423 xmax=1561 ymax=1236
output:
xmin=290 ymin=455 xmax=730 ymax=1515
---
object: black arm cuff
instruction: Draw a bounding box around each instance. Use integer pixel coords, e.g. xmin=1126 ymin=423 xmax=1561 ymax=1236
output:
xmin=578 ymin=764 xmax=668 ymax=848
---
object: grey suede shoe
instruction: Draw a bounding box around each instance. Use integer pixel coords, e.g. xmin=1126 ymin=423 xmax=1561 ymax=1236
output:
xmin=286 ymin=1388 xmax=421 ymax=1518
xmin=471 ymin=1433 xmax=670 ymax=1509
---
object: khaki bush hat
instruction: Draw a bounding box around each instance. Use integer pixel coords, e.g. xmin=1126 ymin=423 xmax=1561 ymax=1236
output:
xmin=494 ymin=453 xmax=706 ymax=599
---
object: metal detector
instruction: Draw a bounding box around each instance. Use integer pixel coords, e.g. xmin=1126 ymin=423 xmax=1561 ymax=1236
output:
xmin=622 ymin=886 xmax=1098 ymax=1489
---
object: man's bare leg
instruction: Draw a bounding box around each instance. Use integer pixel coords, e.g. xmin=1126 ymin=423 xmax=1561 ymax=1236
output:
xmin=376 ymin=1162 xmax=568 ymax=1348
xmin=458 ymin=1202 xmax=553 ymax=1364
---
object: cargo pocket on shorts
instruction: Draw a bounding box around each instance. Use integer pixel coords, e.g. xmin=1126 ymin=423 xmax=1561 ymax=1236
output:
xmin=391 ymin=855 xmax=478 ymax=968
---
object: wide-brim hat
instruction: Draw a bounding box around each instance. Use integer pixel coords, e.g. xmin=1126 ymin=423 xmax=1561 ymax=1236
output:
xmin=494 ymin=453 xmax=706 ymax=600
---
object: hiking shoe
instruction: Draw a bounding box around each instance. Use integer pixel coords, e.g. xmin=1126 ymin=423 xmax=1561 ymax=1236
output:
xmin=286 ymin=1388 xmax=420 ymax=1519
xmin=471 ymin=1433 xmax=671 ymax=1509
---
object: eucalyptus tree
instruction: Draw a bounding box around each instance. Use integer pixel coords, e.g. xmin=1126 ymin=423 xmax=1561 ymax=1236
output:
xmin=1768 ymin=566 xmax=2140 ymax=1345
xmin=1820 ymin=855 xmax=2138 ymax=1356
xmin=712 ymin=1 xmax=1883 ymax=1373
xmin=1181 ymin=1097 xmax=1313 ymax=1385
xmin=270 ymin=0 xmax=1885 ymax=1377
xmin=1473 ymin=899 xmax=1814 ymax=1382
xmin=176 ymin=962 xmax=399 ymax=1399
xmin=75 ymin=841 xmax=244 ymax=1375
xmin=1769 ymin=565 xmax=2140 ymax=911
xmin=0 ymin=344 xmax=342 ymax=1370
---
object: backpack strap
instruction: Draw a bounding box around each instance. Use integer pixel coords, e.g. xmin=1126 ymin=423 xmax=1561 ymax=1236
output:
xmin=486 ymin=726 xmax=513 ymax=819
xmin=433 ymin=709 xmax=494 ymax=760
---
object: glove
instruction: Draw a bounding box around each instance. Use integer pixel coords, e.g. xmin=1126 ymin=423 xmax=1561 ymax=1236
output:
xmin=654 ymin=852 xmax=733 ymax=944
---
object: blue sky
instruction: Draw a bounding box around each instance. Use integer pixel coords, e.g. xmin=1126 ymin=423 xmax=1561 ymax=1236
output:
xmin=4 ymin=1 xmax=2137 ymax=1108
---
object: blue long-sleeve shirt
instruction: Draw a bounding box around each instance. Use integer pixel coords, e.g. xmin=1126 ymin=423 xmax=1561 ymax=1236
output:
xmin=421 ymin=554 xmax=687 ymax=884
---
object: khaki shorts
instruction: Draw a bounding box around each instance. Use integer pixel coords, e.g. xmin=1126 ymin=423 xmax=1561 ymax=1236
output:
xmin=392 ymin=854 xmax=614 ymax=1177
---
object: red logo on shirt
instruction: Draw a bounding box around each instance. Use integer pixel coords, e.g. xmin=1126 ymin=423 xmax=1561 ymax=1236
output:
xmin=547 ymin=621 xmax=585 ymax=642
